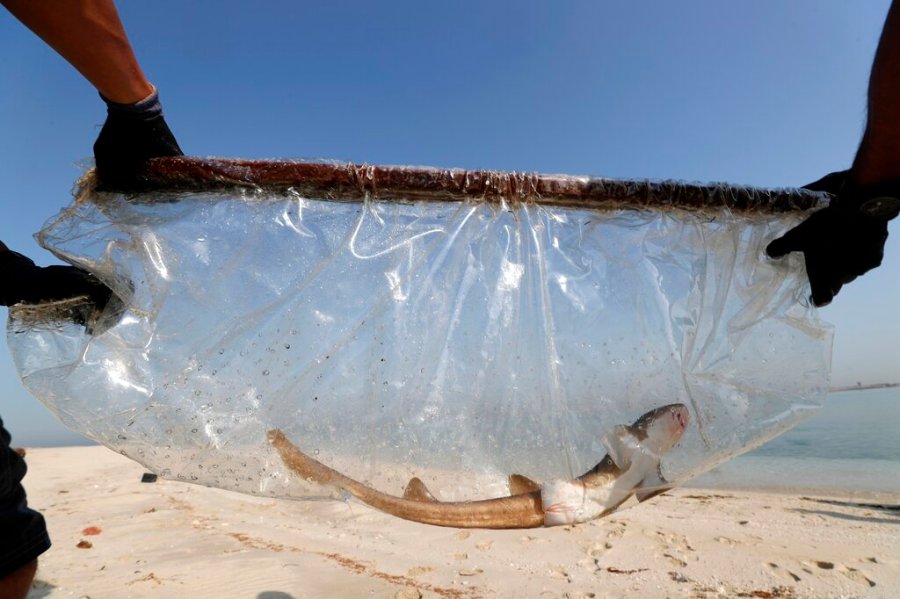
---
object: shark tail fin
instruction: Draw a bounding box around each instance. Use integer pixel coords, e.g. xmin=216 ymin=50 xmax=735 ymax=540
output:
xmin=508 ymin=474 xmax=541 ymax=495
xmin=402 ymin=477 xmax=438 ymax=502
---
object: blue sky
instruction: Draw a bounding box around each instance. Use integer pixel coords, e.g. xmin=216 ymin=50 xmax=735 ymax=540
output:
xmin=2 ymin=1 xmax=897 ymax=445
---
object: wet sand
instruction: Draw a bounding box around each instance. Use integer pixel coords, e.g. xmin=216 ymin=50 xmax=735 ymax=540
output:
xmin=21 ymin=446 xmax=900 ymax=598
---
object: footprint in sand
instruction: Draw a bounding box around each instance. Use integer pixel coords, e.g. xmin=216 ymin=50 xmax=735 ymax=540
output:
xmin=457 ymin=567 xmax=483 ymax=577
xmin=799 ymin=559 xmax=876 ymax=587
xmin=550 ymin=565 xmax=572 ymax=582
xmin=406 ymin=566 xmax=432 ymax=578
xmin=605 ymin=521 xmax=627 ymax=540
xmin=587 ymin=541 xmax=613 ymax=557
xmin=663 ymin=553 xmax=688 ymax=568
xmin=652 ymin=530 xmax=696 ymax=563
xmin=766 ymin=562 xmax=801 ymax=582
xmin=577 ymin=541 xmax=612 ymax=572
xmin=800 ymin=559 xmax=839 ymax=573
xmin=668 ymin=571 xmax=690 ymax=584
xmin=838 ymin=565 xmax=876 ymax=588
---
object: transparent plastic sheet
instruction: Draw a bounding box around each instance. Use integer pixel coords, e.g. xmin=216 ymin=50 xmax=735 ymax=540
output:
xmin=6 ymin=162 xmax=832 ymax=523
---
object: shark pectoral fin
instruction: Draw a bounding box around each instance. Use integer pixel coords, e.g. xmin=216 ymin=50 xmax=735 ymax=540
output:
xmin=635 ymin=470 xmax=671 ymax=503
xmin=508 ymin=474 xmax=541 ymax=495
xmin=602 ymin=425 xmax=641 ymax=470
xmin=403 ymin=477 xmax=438 ymax=503
xmin=635 ymin=486 xmax=671 ymax=503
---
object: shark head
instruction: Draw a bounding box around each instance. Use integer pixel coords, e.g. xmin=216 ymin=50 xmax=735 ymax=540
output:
xmin=544 ymin=403 xmax=691 ymax=526
xmin=602 ymin=403 xmax=689 ymax=472
xmin=633 ymin=403 xmax=689 ymax=454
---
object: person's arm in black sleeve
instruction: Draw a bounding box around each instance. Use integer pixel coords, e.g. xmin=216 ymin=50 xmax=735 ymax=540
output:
xmin=0 ymin=240 xmax=113 ymax=309
xmin=0 ymin=3 xmax=183 ymax=595
xmin=1 ymin=0 xmax=183 ymax=315
xmin=767 ymin=0 xmax=900 ymax=306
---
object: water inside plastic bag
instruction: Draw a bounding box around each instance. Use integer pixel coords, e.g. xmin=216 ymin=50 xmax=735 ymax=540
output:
xmin=6 ymin=168 xmax=831 ymax=504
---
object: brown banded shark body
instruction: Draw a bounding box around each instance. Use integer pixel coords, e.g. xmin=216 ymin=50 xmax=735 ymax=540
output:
xmin=267 ymin=403 xmax=689 ymax=529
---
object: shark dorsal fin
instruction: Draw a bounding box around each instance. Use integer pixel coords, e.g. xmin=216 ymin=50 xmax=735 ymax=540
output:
xmin=508 ymin=474 xmax=541 ymax=495
xmin=403 ymin=477 xmax=438 ymax=502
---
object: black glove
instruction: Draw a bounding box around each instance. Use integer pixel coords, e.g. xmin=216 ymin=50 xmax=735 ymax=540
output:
xmin=93 ymin=87 xmax=183 ymax=189
xmin=0 ymin=249 xmax=113 ymax=311
xmin=766 ymin=170 xmax=890 ymax=307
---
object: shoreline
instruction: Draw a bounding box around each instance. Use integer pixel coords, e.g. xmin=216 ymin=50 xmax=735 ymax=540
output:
xmin=829 ymin=382 xmax=900 ymax=392
xmin=21 ymin=445 xmax=899 ymax=598
xmin=684 ymin=481 xmax=900 ymax=502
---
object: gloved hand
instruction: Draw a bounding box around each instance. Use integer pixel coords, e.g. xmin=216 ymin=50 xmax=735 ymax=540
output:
xmin=766 ymin=170 xmax=890 ymax=307
xmin=0 ymin=248 xmax=113 ymax=311
xmin=93 ymin=87 xmax=182 ymax=189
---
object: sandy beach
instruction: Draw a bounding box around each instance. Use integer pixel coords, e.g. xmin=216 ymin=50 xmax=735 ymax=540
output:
xmin=18 ymin=445 xmax=899 ymax=599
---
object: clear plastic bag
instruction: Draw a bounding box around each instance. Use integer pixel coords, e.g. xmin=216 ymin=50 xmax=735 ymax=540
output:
xmin=6 ymin=163 xmax=832 ymax=514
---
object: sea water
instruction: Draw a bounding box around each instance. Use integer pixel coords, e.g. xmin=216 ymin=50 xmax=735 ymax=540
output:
xmin=689 ymin=387 xmax=900 ymax=493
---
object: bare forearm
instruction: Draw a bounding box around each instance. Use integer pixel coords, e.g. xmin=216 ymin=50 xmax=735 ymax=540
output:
xmin=0 ymin=0 xmax=152 ymax=103
xmin=853 ymin=0 xmax=900 ymax=185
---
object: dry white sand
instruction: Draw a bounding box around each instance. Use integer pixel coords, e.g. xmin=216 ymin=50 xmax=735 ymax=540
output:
xmin=19 ymin=446 xmax=900 ymax=598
